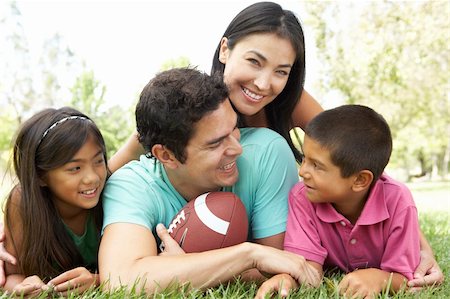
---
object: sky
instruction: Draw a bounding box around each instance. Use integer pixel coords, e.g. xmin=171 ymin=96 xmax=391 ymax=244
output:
xmin=8 ymin=0 xmax=322 ymax=108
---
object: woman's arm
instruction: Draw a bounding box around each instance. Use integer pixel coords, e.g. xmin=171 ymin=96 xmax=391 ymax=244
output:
xmin=108 ymin=131 xmax=145 ymax=173
xmin=408 ymin=229 xmax=444 ymax=290
xmin=291 ymin=90 xmax=324 ymax=130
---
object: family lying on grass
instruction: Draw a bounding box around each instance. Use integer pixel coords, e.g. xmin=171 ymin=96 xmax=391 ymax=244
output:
xmin=1 ymin=2 xmax=444 ymax=298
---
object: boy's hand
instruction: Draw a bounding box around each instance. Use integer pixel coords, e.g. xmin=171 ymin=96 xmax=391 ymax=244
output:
xmin=338 ymin=268 xmax=386 ymax=299
xmin=46 ymin=267 xmax=98 ymax=296
xmin=255 ymin=273 xmax=298 ymax=299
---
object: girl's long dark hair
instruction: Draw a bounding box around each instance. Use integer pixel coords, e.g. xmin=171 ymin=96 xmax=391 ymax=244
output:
xmin=211 ymin=2 xmax=306 ymax=162
xmin=5 ymin=107 xmax=107 ymax=280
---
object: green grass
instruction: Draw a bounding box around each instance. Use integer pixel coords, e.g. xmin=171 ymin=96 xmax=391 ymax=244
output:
xmin=1 ymin=210 xmax=448 ymax=298
xmin=0 ymin=180 xmax=448 ymax=298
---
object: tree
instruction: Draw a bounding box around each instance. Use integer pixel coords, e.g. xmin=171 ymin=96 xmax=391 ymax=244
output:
xmin=69 ymin=70 xmax=133 ymax=159
xmin=0 ymin=1 xmax=79 ymax=154
xmin=304 ymin=1 xmax=450 ymax=180
xmin=160 ymin=56 xmax=191 ymax=71
xmin=0 ymin=0 xmax=35 ymax=127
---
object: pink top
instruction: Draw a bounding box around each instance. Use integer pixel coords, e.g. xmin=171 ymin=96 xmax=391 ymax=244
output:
xmin=284 ymin=174 xmax=420 ymax=280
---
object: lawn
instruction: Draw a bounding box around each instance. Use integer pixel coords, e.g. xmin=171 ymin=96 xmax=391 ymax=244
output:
xmin=0 ymin=181 xmax=448 ymax=298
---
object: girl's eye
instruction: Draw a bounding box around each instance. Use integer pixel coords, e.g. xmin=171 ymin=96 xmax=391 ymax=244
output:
xmin=95 ymin=157 xmax=105 ymax=165
xmin=68 ymin=166 xmax=81 ymax=172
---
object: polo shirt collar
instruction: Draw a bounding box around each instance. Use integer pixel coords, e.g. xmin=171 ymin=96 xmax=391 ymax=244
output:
xmin=316 ymin=175 xmax=389 ymax=225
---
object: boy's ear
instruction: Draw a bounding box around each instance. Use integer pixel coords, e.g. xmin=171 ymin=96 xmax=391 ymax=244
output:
xmin=352 ymin=170 xmax=373 ymax=192
xmin=151 ymin=144 xmax=179 ymax=169
xmin=219 ymin=37 xmax=229 ymax=64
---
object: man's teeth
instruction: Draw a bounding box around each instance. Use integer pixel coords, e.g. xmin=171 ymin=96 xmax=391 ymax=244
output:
xmin=243 ymin=88 xmax=263 ymax=100
xmin=81 ymin=189 xmax=96 ymax=195
xmin=221 ymin=162 xmax=235 ymax=170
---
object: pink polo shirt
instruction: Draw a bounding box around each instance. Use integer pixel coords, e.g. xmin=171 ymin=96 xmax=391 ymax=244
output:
xmin=284 ymin=174 xmax=420 ymax=280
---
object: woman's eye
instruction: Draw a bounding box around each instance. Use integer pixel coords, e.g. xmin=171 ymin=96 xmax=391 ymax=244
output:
xmin=276 ymin=70 xmax=289 ymax=76
xmin=248 ymin=58 xmax=260 ymax=66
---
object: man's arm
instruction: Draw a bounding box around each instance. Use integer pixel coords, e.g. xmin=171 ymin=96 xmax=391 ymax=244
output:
xmin=99 ymin=223 xmax=320 ymax=294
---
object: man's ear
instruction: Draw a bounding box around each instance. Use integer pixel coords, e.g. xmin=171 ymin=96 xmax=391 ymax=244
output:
xmin=219 ymin=37 xmax=229 ymax=64
xmin=151 ymin=144 xmax=179 ymax=169
xmin=352 ymin=170 xmax=374 ymax=192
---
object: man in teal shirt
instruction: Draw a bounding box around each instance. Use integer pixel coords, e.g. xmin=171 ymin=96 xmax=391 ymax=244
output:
xmin=99 ymin=68 xmax=319 ymax=294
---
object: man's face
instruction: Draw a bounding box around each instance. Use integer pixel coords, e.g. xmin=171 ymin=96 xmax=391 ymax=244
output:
xmin=174 ymin=99 xmax=242 ymax=199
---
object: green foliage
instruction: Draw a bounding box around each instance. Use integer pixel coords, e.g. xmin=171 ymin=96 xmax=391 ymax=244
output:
xmin=304 ymin=1 xmax=450 ymax=180
xmin=160 ymin=56 xmax=191 ymax=71
xmin=68 ymin=70 xmax=134 ymax=159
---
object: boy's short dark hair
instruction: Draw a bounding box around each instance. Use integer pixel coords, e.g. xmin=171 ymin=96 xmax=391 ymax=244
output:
xmin=305 ymin=104 xmax=392 ymax=180
xmin=136 ymin=67 xmax=229 ymax=163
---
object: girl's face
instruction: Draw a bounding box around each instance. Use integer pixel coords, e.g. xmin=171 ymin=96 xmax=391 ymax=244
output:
xmin=219 ymin=33 xmax=296 ymax=117
xmin=43 ymin=134 xmax=107 ymax=218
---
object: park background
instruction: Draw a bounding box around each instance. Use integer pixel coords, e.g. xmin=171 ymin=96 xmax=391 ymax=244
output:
xmin=0 ymin=0 xmax=448 ymax=297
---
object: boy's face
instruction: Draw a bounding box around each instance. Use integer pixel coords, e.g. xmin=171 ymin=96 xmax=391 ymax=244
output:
xmin=299 ymin=135 xmax=356 ymax=204
xmin=174 ymin=99 xmax=242 ymax=197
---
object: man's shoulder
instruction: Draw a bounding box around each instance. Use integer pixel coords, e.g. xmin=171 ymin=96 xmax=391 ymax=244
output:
xmin=239 ymin=127 xmax=285 ymax=146
xmin=109 ymin=156 xmax=156 ymax=181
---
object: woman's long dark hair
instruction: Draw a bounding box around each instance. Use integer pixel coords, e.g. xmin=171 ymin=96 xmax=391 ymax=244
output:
xmin=5 ymin=107 xmax=107 ymax=280
xmin=211 ymin=2 xmax=306 ymax=162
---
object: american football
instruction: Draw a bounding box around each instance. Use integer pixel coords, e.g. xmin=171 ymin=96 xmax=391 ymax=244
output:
xmin=166 ymin=191 xmax=248 ymax=253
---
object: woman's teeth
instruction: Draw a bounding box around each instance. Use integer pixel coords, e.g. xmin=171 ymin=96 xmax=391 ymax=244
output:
xmin=243 ymin=87 xmax=263 ymax=101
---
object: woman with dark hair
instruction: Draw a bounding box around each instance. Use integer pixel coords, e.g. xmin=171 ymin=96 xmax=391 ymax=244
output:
xmin=3 ymin=107 xmax=108 ymax=296
xmin=109 ymin=1 xmax=321 ymax=169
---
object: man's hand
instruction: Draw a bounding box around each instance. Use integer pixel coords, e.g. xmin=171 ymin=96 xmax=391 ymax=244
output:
xmin=255 ymin=273 xmax=298 ymax=299
xmin=0 ymin=222 xmax=18 ymax=286
xmin=12 ymin=275 xmax=45 ymax=298
xmin=46 ymin=267 xmax=98 ymax=296
xmin=252 ymin=245 xmax=321 ymax=288
xmin=408 ymin=249 xmax=444 ymax=291
xmin=157 ymin=223 xmax=185 ymax=256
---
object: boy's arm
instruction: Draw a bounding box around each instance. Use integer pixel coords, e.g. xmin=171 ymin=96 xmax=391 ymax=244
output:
xmin=338 ymin=268 xmax=407 ymax=298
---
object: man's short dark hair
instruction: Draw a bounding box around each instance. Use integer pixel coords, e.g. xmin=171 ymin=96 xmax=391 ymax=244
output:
xmin=136 ymin=67 xmax=229 ymax=163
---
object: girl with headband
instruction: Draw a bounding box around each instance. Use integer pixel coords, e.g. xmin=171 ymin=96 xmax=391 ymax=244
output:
xmin=3 ymin=107 xmax=108 ymax=296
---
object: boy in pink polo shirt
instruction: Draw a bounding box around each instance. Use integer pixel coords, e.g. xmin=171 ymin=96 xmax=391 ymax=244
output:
xmin=257 ymin=105 xmax=420 ymax=298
